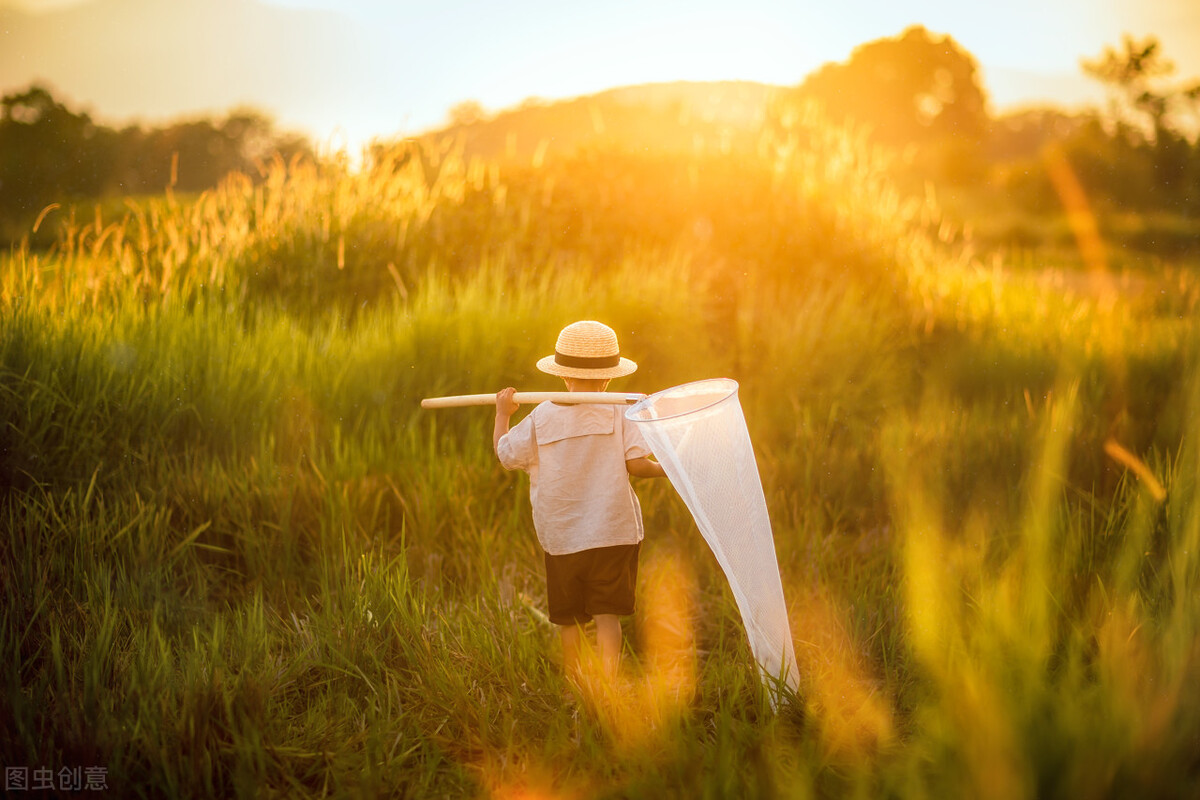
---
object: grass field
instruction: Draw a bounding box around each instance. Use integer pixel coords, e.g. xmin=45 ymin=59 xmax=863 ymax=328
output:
xmin=2 ymin=108 xmax=1200 ymax=798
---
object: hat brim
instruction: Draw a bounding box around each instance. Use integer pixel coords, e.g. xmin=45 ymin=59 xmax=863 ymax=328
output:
xmin=536 ymin=355 xmax=638 ymax=379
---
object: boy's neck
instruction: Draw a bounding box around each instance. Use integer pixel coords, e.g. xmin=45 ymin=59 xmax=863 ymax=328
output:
xmin=563 ymin=377 xmax=610 ymax=393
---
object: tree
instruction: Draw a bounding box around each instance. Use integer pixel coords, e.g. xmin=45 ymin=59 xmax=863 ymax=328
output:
xmin=1081 ymin=36 xmax=1200 ymax=207
xmin=0 ymin=85 xmax=118 ymax=217
xmin=0 ymin=84 xmax=316 ymax=240
xmin=791 ymin=25 xmax=989 ymax=148
xmin=1081 ymin=35 xmax=1192 ymax=142
xmin=447 ymin=100 xmax=486 ymax=127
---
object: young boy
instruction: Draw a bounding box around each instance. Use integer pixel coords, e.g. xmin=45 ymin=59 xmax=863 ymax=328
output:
xmin=493 ymin=320 xmax=666 ymax=680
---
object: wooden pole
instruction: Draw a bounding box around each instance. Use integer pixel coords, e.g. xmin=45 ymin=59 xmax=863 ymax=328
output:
xmin=420 ymin=391 xmax=644 ymax=409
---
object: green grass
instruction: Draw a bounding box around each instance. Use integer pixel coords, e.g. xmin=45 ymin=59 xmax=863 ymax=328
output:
xmin=3 ymin=109 xmax=1200 ymax=797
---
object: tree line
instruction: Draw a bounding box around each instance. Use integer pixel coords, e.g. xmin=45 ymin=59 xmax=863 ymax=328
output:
xmin=4 ymin=29 xmax=1198 ymax=251
xmin=785 ymin=28 xmax=1200 ymax=225
xmin=0 ymin=85 xmax=312 ymax=243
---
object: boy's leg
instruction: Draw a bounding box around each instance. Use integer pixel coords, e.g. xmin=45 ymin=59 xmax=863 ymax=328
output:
xmin=559 ymin=623 xmax=583 ymax=680
xmin=583 ymin=544 xmax=638 ymax=678
xmin=593 ymin=614 xmax=622 ymax=677
xmin=545 ymin=550 xmax=590 ymax=679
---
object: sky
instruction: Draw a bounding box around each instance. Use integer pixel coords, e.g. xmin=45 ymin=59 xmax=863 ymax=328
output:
xmin=2 ymin=0 xmax=1199 ymax=153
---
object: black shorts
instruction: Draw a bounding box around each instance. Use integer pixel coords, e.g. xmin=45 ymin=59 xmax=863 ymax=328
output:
xmin=543 ymin=543 xmax=640 ymax=626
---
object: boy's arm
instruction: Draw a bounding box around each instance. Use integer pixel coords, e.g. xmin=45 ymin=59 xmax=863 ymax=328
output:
xmin=626 ymin=456 xmax=666 ymax=478
xmin=493 ymin=387 xmax=519 ymax=455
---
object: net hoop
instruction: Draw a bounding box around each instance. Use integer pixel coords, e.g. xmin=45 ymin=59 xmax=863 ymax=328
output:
xmin=625 ymin=377 xmax=739 ymax=422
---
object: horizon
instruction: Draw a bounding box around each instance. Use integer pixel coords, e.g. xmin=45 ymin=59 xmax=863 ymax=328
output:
xmin=2 ymin=0 xmax=1199 ymax=152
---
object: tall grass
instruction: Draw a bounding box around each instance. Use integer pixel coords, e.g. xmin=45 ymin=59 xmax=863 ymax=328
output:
xmin=2 ymin=104 xmax=1199 ymax=797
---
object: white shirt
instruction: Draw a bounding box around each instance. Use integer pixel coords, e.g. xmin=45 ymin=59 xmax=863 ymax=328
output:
xmin=497 ymin=402 xmax=652 ymax=555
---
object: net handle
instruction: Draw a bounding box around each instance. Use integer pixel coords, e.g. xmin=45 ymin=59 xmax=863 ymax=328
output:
xmin=421 ymin=392 xmax=644 ymax=409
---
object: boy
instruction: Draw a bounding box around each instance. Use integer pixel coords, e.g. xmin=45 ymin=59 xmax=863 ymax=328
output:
xmin=494 ymin=320 xmax=666 ymax=680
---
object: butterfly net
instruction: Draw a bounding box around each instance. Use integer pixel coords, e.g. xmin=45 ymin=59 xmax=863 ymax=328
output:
xmin=627 ymin=379 xmax=799 ymax=702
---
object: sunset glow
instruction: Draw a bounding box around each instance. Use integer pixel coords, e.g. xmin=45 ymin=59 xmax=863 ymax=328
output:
xmin=2 ymin=0 xmax=1199 ymax=152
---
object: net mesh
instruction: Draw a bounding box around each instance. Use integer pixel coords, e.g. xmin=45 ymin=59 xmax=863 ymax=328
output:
xmin=627 ymin=379 xmax=799 ymax=701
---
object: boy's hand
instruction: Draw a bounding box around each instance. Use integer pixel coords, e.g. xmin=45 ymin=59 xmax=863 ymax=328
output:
xmin=494 ymin=387 xmax=519 ymax=456
xmin=496 ymin=387 xmax=519 ymax=417
xmin=626 ymin=456 xmax=667 ymax=478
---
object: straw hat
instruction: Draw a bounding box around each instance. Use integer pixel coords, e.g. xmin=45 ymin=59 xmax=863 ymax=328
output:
xmin=536 ymin=320 xmax=638 ymax=379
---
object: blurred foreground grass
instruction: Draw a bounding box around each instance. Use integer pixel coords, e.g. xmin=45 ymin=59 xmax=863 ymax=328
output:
xmin=2 ymin=107 xmax=1200 ymax=797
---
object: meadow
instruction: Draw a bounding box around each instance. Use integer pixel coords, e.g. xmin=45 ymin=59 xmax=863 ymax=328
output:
xmin=2 ymin=103 xmax=1200 ymax=798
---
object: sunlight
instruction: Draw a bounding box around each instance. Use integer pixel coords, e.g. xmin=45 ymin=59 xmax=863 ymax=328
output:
xmin=789 ymin=583 xmax=895 ymax=761
xmin=1104 ymin=439 xmax=1167 ymax=502
xmin=1041 ymin=142 xmax=1112 ymax=283
xmin=637 ymin=547 xmax=698 ymax=717
xmin=477 ymin=755 xmax=581 ymax=800
xmin=8 ymin=0 xmax=1176 ymax=146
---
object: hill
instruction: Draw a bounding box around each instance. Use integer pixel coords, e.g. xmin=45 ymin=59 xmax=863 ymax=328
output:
xmin=413 ymin=81 xmax=781 ymax=161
